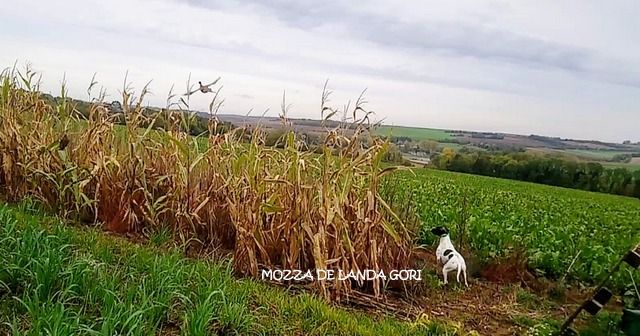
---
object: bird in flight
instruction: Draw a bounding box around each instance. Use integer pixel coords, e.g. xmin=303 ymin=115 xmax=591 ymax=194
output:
xmin=184 ymin=77 xmax=221 ymax=96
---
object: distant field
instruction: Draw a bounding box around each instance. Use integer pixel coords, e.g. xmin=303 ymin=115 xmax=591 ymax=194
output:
xmin=527 ymin=148 xmax=640 ymax=171
xmin=437 ymin=142 xmax=463 ymax=150
xmin=563 ymin=149 xmax=640 ymax=160
xmin=602 ymin=162 xmax=640 ymax=171
xmin=375 ymin=126 xmax=453 ymax=141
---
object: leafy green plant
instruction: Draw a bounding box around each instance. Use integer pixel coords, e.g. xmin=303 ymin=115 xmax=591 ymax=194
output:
xmin=383 ymin=168 xmax=640 ymax=291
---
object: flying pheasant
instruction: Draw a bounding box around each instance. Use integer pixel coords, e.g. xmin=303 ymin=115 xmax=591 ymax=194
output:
xmin=184 ymin=77 xmax=221 ymax=96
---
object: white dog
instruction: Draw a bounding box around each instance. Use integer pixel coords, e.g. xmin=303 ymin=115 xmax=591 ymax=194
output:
xmin=431 ymin=226 xmax=468 ymax=287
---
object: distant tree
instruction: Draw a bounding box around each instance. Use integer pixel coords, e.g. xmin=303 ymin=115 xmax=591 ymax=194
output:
xmin=471 ymin=153 xmax=492 ymax=175
xmin=302 ymin=133 xmax=322 ymax=146
xmin=438 ymin=148 xmax=457 ymax=169
xmin=449 ymin=153 xmax=472 ymax=172
xmin=429 ymin=149 xmax=638 ymax=199
xmin=633 ymin=170 xmax=640 ymax=198
xmin=110 ymin=101 xmax=122 ymax=112
xmin=611 ymin=154 xmax=632 ymax=163
xmin=265 ymin=129 xmax=287 ymax=148
xmin=418 ymin=140 xmax=439 ymax=154
xmin=383 ymin=144 xmax=405 ymax=164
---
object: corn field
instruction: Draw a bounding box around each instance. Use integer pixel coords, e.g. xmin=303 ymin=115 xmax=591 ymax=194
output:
xmin=0 ymin=67 xmax=417 ymax=300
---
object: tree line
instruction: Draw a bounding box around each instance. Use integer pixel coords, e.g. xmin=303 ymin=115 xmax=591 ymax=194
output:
xmin=431 ymin=150 xmax=640 ymax=198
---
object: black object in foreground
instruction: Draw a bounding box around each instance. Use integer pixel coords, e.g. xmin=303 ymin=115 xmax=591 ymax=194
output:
xmin=624 ymin=247 xmax=640 ymax=269
xmin=558 ymin=245 xmax=640 ymax=336
xmin=583 ymin=288 xmax=613 ymax=315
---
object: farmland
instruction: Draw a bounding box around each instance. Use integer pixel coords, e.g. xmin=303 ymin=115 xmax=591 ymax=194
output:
xmin=602 ymin=157 xmax=640 ymax=172
xmin=383 ymin=169 xmax=640 ymax=290
xmin=563 ymin=149 xmax=639 ymax=161
xmin=2 ymin=68 xmax=640 ymax=335
xmin=603 ymin=162 xmax=640 ymax=172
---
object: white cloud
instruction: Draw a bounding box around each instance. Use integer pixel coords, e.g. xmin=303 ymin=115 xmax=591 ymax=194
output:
xmin=1 ymin=0 xmax=639 ymax=142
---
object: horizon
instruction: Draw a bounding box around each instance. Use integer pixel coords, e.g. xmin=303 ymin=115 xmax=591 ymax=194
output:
xmin=35 ymin=91 xmax=639 ymax=145
xmin=1 ymin=0 xmax=639 ymax=143
xmin=216 ymin=112 xmax=638 ymax=144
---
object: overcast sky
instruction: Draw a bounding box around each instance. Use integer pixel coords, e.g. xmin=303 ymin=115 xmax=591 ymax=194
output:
xmin=1 ymin=0 xmax=639 ymax=142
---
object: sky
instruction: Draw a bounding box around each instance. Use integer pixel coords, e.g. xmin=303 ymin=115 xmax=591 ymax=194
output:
xmin=1 ymin=0 xmax=639 ymax=142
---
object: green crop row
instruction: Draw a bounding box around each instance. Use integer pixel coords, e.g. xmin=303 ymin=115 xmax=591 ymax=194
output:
xmin=383 ymin=169 xmax=640 ymax=291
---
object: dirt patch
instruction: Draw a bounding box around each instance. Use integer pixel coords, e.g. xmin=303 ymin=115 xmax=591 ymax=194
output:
xmin=339 ymin=275 xmax=578 ymax=336
xmin=347 ymin=249 xmax=591 ymax=335
xmin=479 ymin=251 xmax=537 ymax=285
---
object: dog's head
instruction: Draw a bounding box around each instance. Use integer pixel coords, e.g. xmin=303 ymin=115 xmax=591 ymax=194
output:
xmin=430 ymin=226 xmax=449 ymax=237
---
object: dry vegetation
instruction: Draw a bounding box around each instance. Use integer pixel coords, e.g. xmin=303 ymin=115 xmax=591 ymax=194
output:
xmin=4 ymin=66 xmax=636 ymax=335
xmin=0 ymin=67 xmax=417 ymax=301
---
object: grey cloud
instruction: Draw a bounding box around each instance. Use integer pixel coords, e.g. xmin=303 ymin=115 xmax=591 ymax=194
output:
xmin=184 ymin=0 xmax=589 ymax=70
xmin=357 ymin=19 xmax=590 ymax=72
xmin=149 ymin=28 xmax=522 ymax=95
xmin=185 ymin=0 xmax=339 ymax=29
xmin=184 ymin=0 xmax=640 ymax=89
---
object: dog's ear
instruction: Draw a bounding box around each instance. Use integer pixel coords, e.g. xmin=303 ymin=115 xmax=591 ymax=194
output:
xmin=430 ymin=226 xmax=448 ymax=236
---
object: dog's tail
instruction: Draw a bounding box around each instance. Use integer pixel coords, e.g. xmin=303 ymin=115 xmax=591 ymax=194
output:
xmin=456 ymin=261 xmax=462 ymax=283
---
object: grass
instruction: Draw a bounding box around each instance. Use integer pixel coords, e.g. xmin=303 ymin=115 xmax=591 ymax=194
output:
xmin=375 ymin=126 xmax=454 ymax=141
xmin=1 ymin=199 xmax=625 ymax=336
xmin=0 ymin=199 xmax=456 ymax=335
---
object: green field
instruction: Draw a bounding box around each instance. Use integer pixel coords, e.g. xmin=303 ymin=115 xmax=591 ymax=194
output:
xmin=375 ymin=126 xmax=454 ymax=141
xmin=383 ymin=169 xmax=640 ymax=290
xmin=0 ymin=193 xmax=629 ymax=336
xmin=602 ymin=162 xmax=640 ymax=171
xmin=1 ymin=180 xmax=635 ymax=336
xmin=563 ymin=149 xmax=640 ymax=160
xmin=561 ymin=149 xmax=640 ymax=171
xmin=0 ymin=201 xmax=453 ymax=336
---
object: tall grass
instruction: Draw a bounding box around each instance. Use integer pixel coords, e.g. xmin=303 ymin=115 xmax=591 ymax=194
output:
xmin=0 ymin=201 xmax=454 ymax=335
xmin=0 ymin=66 xmax=417 ymax=300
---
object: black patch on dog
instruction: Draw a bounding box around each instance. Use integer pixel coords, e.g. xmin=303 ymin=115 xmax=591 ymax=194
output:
xmin=443 ymin=249 xmax=456 ymax=262
xmin=443 ymin=249 xmax=453 ymax=257
xmin=430 ymin=226 xmax=449 ymax=237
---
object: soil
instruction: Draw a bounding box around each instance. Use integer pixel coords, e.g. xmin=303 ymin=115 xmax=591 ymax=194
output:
xmin=339 ymin=249 xmax=600 ymax=336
